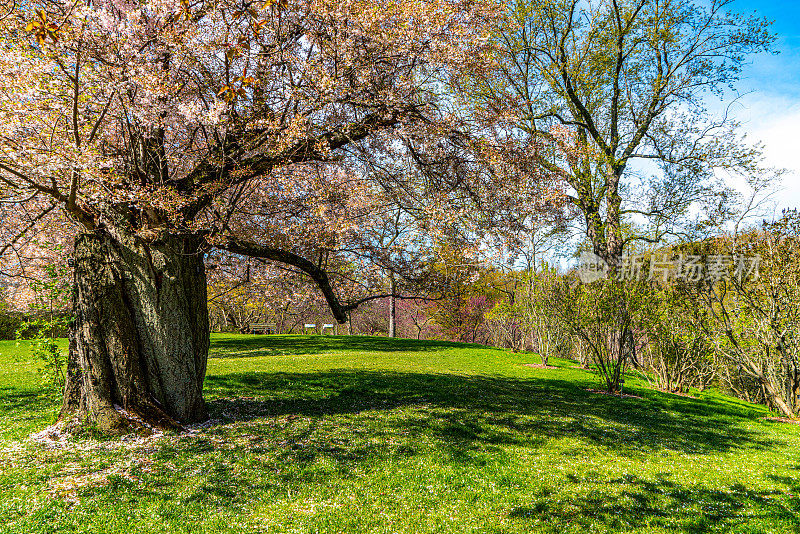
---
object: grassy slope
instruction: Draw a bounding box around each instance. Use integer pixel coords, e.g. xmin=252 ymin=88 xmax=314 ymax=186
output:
xmin=0 ymin=334 xmax=799 ymax=533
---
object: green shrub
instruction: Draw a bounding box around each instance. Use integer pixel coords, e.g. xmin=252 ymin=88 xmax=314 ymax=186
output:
xmin=0 ymin=308 xmax=25 ymax=340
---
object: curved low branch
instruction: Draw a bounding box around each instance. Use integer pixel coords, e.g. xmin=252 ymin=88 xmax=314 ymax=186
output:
xmin=213 ymin=237 xmax=350 ymax=323
xmin=213 ymin=237 xmax=438 ymax=324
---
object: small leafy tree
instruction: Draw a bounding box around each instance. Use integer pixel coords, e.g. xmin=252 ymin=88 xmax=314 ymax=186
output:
xmin=487 ymin=264 xmax=572 ymax=364
xmin=16 ymin=248 xmax=71 ymax=390
xmin=397 ymin=299 xmax=439 ymax=340
xmin=548 ymin=275 xmax=651 ymax=393
xmin=527 ymin=265 xmax=574 ymax=365
xmin=638 ymin=282 xmax=716 ymax=394
xmin=428 ymin=245 xmax=496 ymax=343
xmin=486 ymin=296 xmax=525 ymax=351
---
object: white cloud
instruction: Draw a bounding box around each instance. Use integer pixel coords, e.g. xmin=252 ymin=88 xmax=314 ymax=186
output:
xmin=731 ymin=95 xmax=800 ymax=212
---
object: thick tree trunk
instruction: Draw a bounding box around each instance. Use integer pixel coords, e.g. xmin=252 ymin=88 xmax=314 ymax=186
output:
xmin=60 ymin=227 xmax=209 ymax=433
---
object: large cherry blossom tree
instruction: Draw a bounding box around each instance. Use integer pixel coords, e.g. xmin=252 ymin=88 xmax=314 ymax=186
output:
xmin=0 ymin=0 xmax=545 ymax=432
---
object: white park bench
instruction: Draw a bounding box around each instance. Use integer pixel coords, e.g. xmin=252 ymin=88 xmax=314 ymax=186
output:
xmin=304 ymin=323 xmax=317 ymax=333
xmin=321 ymin=324 xmax=334 ymax=334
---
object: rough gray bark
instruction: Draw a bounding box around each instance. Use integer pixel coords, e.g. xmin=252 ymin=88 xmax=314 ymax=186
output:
xmin=60 ymin=225 xmax=209 ymax=433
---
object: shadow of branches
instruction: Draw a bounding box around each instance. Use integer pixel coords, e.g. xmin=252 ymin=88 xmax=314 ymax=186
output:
xmin=508 ymin=473 xmax=798 ymax=532
xmin=203 ymin=370 xmax=776 ymax=458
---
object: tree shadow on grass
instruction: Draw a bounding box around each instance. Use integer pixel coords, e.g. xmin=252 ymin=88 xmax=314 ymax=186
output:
xmin=208 ymin=334 xmax=482 ymax=358
xmin=72 ymin=370 xmax=792 ymax=532
xmin=0 ymin=387 xmax=53 ymax=412
xmin=203 ymin=370 xmax=778 ymax=458
xmin=508 ymin=474 xmax=798 ymax=532
xmin=766 ymin=466 xmax=800 ymax=516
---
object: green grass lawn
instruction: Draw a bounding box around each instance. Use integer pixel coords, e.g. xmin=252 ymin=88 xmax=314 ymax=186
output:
xmin=2 ymin=334 xmax=800 ymax=533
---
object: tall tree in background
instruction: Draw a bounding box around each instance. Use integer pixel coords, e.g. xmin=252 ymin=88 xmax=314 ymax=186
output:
xmin=450 ymin=0 xmax=778 ymax=392
xmin=0 ymin=0 xmax=514 ymax=431
xmin=459 ymin=0 xmax=776 ymax=265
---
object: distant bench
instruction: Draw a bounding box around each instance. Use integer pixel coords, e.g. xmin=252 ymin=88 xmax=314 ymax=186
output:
xmin=250 ymin=323 xmax=276 ymax=335
xmin=303 ymin=323 xmax=335 ymax=334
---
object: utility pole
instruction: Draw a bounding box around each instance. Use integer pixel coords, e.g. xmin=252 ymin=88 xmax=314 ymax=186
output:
xmin=388 ymin=272 xmax=397 ymax=338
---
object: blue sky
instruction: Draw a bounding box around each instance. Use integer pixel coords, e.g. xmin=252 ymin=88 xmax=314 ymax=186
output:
xmin=724 ymin=1 xmax=800 ymax=213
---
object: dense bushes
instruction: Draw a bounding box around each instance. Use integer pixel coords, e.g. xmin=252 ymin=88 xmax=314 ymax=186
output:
xmin=0 ymin=307 xmax=69 ymax=340
xmin=0 ymin=307 xmax=24 ymax=340
xmin=683 ymin=215 xmax=800 ymax=416
xmin=480 ymin=213 xmax=800 ymax=416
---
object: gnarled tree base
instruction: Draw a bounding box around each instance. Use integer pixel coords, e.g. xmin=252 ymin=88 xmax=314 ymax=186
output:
xmin=60 ymin=226 xmax=210 ymax=434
